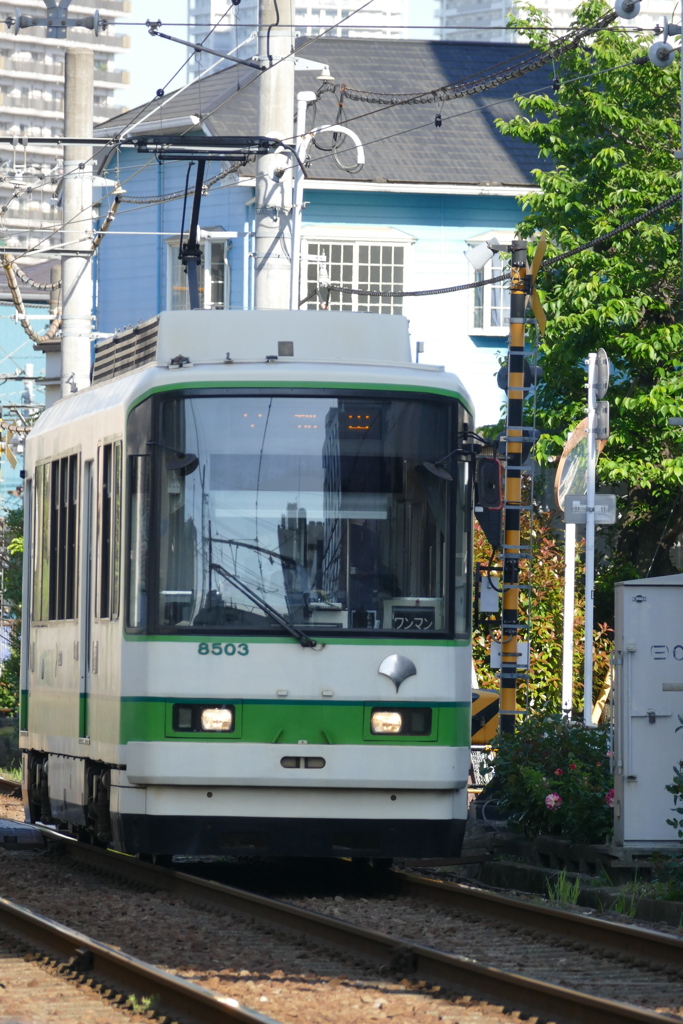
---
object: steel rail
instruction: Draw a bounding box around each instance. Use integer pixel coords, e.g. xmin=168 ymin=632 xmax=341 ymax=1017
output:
xmin=390 ymin=869 xmax=683 ymax=968
xmin=0 ymin=893 xmax=281 ymax=1024
xmin=61 ymin=842 xmax=679 ymax=1024
xmin=0 ymin=775 xmax=21 ymax=798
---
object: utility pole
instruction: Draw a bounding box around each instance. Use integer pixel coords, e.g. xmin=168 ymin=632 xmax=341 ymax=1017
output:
xmin=500 ymin=239 xmax=528 ymax=734
xmin=61 ymin=47 xmax=94 ymax=397
xmin=254 ymin=0 xmax=295 ymax=309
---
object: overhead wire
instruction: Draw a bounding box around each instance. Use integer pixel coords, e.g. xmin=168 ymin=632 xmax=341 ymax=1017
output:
xmin=1 ymin=256 xmax=61 ymax=344
xmin=45 ymin=16 xmax=665 ymax=272
xmin=0 ymin=8 xmax=660 ymax=291
xmin=312 ymin=9 xmax=618 ymax=106
xmin=97 ymin=8 xmax=634 ymax=210
xmin=323 ymin=190 xmax=682 ymax=300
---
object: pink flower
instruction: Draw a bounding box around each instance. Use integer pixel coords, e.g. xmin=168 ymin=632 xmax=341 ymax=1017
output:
xmin=569 ymin=763 xmax=577 ymax=770
xmin=605 ymin=788 xmax=615 ymax=808
xmin=554 ymin=769 xmax=564 ymax=776
xmin=545 ymin=793 xmax=563 ymax=810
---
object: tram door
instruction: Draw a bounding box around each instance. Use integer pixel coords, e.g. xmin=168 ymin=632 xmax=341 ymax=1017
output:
xmin=79 ymin=460 xmax=94 ymax=739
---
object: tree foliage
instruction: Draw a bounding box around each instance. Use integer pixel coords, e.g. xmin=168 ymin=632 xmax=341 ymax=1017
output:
xmin=499 ymin=0 xmax=683 ymax=577
xmin=0 ymin=507 xmax=23 ymax=714
xmin=473 ymin=517 xmax=611 ymax=713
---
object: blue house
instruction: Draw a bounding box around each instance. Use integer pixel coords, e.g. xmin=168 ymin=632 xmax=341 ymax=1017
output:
xmin=94 ymin=38 xmax=550 ymax=425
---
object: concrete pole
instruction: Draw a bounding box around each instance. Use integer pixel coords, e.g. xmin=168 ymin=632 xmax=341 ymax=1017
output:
xmin=61 ymin=47 xmax=94 ymax=397
xmin=43 ymin=265 xmax=62 ymax=408
xmin=584 ymin=352 xmax=598 ymax=726
xmin=254 ymin=0 xmax=295 ymax=310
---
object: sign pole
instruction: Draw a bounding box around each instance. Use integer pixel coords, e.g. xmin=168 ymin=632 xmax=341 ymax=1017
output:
xmin=562 ymin=522 xmax=576 ymax=715
xmin=583 ymin=352 xmax=598 ymax=726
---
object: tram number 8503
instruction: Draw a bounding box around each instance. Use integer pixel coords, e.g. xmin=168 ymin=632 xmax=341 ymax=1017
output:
xmin=198 ymin=642 xmax=250 ymax=656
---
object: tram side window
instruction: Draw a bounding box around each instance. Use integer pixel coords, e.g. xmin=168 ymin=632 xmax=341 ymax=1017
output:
xmin=98 ymin=441 xmax=122 ymax=620
xmin=32 ymin=454 xmax=80 ymax=622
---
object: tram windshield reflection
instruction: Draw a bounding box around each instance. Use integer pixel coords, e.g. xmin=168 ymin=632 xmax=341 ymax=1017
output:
xmin=128 ymin=393 xmax=471 ymax=636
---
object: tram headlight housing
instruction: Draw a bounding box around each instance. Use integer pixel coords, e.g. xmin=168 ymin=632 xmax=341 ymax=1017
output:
xmin=370 ymin=708 xmax=433 ymax=736
xmin=201 ymin=707 xmax=234 ymax=732
xmin=371 ymin=711 xmax=403 ymax=734
xmin=172 ymin=704 xmax=236 ymax=733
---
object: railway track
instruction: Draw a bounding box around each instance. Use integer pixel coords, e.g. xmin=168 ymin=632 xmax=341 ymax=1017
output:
xmin=0 ymin=773 xmax=21 ymax=798
xmin=56 ymin=840 xmax=682 ymax=1024
xmin=0 ymin=886 xmax=282 ymax=1024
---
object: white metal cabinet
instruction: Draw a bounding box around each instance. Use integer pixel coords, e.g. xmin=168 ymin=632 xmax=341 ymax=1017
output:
xmin=614 ymin=575 xmax=683 ymax=846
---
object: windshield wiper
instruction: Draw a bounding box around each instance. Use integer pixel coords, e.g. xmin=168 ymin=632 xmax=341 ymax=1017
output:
xmin=209 ymin=562 xmax=317 ymax=649
xmin=209 ymin=537 xmax=298 ymax=568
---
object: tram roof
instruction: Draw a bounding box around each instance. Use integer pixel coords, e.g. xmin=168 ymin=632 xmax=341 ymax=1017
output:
xmin=28 ymin=311 xmax=473 ymax=441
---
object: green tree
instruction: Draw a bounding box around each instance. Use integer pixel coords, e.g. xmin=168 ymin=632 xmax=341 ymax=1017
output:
xmin=499 ymin=0 xmax=683 ymax=579
xmin=473 ymin=516 xmax=611 ymax=713
xmin=0 ymin=507 xmax=23 ymax=714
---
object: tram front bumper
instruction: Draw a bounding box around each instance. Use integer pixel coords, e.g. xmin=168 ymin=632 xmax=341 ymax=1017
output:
xmin=124 ymin=741 xmax=469 ymax=790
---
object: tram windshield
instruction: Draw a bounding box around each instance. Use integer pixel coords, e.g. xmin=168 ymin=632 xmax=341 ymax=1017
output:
xmin=127 ymin=393 xmax=471 ymax=637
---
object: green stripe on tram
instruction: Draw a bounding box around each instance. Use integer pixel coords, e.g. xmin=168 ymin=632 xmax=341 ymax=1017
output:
xmin=119 ymin=698 xmax=471 ymax=747
xmin=123 ymin=633 xmax=468 ymax=647
xmin=128 ymin=380 xmax=475 ymax=417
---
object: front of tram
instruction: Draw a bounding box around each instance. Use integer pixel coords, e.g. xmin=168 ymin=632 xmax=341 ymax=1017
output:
xmin=120 ymin=383 xmax=475 ymax=858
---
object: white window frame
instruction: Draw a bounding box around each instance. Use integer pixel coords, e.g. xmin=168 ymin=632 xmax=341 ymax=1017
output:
xmin=466 ymin=228 xmax=514 ymax=337
xmin=301 ymin=225 xmax=415 ymax=315
xmin=166 ymin=231 xmax=233 ymax=311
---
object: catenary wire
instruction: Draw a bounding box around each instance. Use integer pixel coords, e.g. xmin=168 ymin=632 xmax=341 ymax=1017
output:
xmin=102 ymin=9 xmax=634 ymax=208
xmin=0 ymin=14 xmax=660 ymax=272
xmin=323 ymin=191 xmax=682 ymax=299
xmin=311 ymin=9 xmax=618 ymax=106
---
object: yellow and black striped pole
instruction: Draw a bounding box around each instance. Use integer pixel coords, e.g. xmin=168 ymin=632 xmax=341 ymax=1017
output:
xmin=500 ymin=239 xmax=528 ymax=734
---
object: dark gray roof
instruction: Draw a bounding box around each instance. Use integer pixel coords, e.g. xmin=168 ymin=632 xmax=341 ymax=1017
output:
xmin=100 ymin=38 xmax=552 ymax=188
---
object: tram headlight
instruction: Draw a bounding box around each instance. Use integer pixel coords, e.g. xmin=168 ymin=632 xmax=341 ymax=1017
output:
xmin=371 ymin=710 xmax=403 ymax=734
xmin=369 ymin=707 xmax=433 ymax=736
xmin=200 ymin=707 xmax=234 ymax=732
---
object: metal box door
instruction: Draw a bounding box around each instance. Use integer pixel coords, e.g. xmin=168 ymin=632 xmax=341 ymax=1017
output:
xmin=614 ymin=575 xmax=683 ymax=846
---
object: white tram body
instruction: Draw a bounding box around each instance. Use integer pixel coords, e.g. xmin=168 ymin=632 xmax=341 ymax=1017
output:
xmin=20 ymin=310 xmax=475 ymax=858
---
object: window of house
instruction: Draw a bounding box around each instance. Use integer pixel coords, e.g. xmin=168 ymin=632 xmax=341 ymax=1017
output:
xmin=167 ymin=238 xmax=231 ymax=310
xmin=98 ymin=441 xmax=122 ymax=620
xmin=32 ymin=454 xmax=80 ymax=622
xmin=467 ymin=233 xmax=512 ymax=336
xmin=304 ymin=239 xmax=408 ymax=315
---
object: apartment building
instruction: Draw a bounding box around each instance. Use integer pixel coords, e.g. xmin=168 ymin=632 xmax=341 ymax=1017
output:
xmin=187 ymin=0 xmax=407 ymax=74
xmin=439 ymin=1 xmax=672 ymax=42
xmin=0 ymin=0 xmax=129 ymax=251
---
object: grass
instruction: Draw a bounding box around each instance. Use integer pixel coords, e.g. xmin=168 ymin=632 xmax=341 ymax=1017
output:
xmin=546 ymin=868 xmax=581 ymax=906
xmin=611 ymin=890 xmax=638 ymax=918
xmin=127 ymin=995 xmax=157 ymax=1013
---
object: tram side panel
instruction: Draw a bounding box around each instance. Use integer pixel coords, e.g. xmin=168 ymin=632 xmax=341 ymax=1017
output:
xmin=22 ymin=407 xmax=126 ymax=826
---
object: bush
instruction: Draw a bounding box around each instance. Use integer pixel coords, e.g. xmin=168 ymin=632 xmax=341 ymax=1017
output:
xmin=665 ymin=714 xmax=683 ymax=841
xmin=485 ymin=714 xmax=614 ymax=844
xmin=472 ymin=517 xmax=613 ymax=715
xmin=0 ymin=508 xmax=23 ymax=715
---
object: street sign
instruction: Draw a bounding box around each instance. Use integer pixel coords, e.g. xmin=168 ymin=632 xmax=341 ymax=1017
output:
xmin=554 ymin=417 xmax=608 ymax=511
xmin=490 ymin=640 xmax=530 ymax=671
xmin=564 ymin=493 xmax=617 ymax=525
xmin=596 ymin=400 xmax=610 ymax=440
xmin=596 ymin=348 xmax=610 ymax=399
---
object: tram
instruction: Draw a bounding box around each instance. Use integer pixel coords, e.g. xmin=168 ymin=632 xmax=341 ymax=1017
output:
xmin=20 ymin=309 xmax=476 ymax=858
